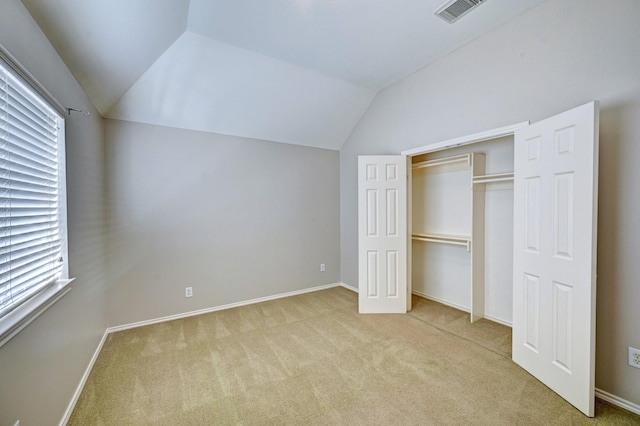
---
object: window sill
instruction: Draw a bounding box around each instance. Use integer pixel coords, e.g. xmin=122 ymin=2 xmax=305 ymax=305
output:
xmin=0 ymin=278 xmax=76 ymax=348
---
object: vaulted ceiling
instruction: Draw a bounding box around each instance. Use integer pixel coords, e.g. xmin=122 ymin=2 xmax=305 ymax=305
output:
xmin=22 ymin=0 xmax=547 ymax=149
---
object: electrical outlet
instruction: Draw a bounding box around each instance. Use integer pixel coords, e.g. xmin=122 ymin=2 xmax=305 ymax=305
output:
xmin=185 ymin=287 xmax=193 ymax=298
xmin=629 ymin=347 xmax=640 ymax=369
xmin=320 ymin=263 xmax=326 ymax=272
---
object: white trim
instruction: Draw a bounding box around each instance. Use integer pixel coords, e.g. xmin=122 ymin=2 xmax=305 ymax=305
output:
xmin=107 ymin=283 xmax=342 ymax=333
xmin=0 ymin=42 xmax=66 ymax=116
xmin=401 ymin=122 xmax=529 ymax=157
xmin=59 ymin=329 xmax=109 ymax=426
xmin=0 ymin=279 xmax=75 ymax=348
xmin=340 ymin=282 xmax=358 ymax=293
xmin=56 ymin=117 xmax=70 ymax=280
xmin=482 ymin=313 xmax=512 ymax=328
xmin=595 ymin=388 xmax=640 ymax=416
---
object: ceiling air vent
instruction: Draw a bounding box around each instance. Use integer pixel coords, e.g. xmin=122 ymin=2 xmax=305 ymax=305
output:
xmin=434 ymin=0 xmax=487 ymax=24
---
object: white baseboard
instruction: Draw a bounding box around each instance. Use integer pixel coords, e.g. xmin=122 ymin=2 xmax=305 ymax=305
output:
xmin=340 ymin=282 xmax=358 ymax=293
xmin=107 ymin=283 xmax=342 ymax=333
xmin=411 ymin=291 xmax=470 ymax=313
xmin=411 ymin=292 xmax=513 ymax=327
xmin=60 ymin=329 xmax=109 ymax=426
xmin=482 ymin=314 xmax=512 ymax=328
xmin=595 ymin=388 xmax=640 ymax=416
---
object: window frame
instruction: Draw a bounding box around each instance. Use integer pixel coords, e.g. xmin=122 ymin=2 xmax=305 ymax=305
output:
xmin=0 ymin=48 xmax=74 ymax=347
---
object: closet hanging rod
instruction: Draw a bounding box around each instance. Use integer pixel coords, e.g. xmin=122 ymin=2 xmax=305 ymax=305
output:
xmin=411 ymin=233 xmax=471 ymax=251
xmin=473 ymin=172 xmax=514 ymax=184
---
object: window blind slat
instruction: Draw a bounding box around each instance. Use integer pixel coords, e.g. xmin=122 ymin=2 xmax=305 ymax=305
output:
xmin=0 ymin=121 xmax=58 ymax=155
xmin=0 ymin=159 xmax=57 ymax=183
xmin=0 ymin=240 xmax=61 ymax=270
xmin=0 ymin=228 xmax=59 ymax=244
xmin=0 ymin=227 xmax=58 ymax=244
xmin=0 ymin=198 xmax=57 ymax=210
xmin=0 ymin=146 xmax=57 ymax=174
xmin=0 ymin=220 xmax=59 ymax=237
xmin=0 ymin=169 xmax=57 ymax=187
xmin=1 ymin=112 xmax=57 ymax=149
xmin=0 ymin=161 xmax=58 ymax=181
xmin=4 ymin=269 xmax=62 ymax=302
xmin=0 ymin=268 xmax=61 ymax=311
xmin=0 ymin=206 xmax=57 ymax=220
xmin=0 ymin=226 xmax=59 ymax=249
xmin=0 ymin=188 xmax=57 ymax=202
xmin=1 ymin=116 xmax=58 ymax=154
xmin=0 ymin=214 xmax=56 ymax=227
xmin=1 ymin=127 xmax=57 ymax=161
xmin=0 ymin=84 xmax=54 ymax=124
xmin=0 ymin=252 xmax=60 ymax=285
xmin=0 ymin=265 xmax=61 ymax=300
xmin=0 ymin=100 xmax=58 ymax=144
xmin=0 ymin=249 xmax=60 ymax=281
xmin=0 ymin=184 xmax=57 ymax=197
xmin=2 ymin=83 xmax=58 ymax=127
xmin=0 ymin=234 xmax=61 ymax=255
xmin=0 ymin=178 xmax=56 ymax=194
xmin=0 ymin=206 xmax=59 ymax=217
xmin=0 ymin=271 xmax=61 ymax=310
xmin=0 ymin=235 xmax=60 ymax=259
xmin=3 ymin=95 xmax=58 ymax=139
xmin=0 ymin=133 xmax=58 ymax=165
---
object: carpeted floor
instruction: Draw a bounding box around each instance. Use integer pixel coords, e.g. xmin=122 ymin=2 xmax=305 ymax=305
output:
xmin=68 ymin=287 xmax=640 ymax=425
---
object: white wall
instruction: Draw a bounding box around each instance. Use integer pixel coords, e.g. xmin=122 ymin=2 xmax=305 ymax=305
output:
xmin=0 ymin=1 xmax=108 ymax=425
xmin=105 ymin=120 xmax=340 ymax=327
xmin=340 ymin=0 xmax=640 ymax=407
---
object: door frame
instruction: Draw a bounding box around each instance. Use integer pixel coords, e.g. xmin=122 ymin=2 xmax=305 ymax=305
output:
xmin=401 ymin=122 xmax=530 ymax=157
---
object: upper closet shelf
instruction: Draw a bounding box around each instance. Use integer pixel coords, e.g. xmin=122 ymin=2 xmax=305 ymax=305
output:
xmin=473 ymin=172 xmax=514 ymax=184
xmin=412 ymin=153 xmax=471 ymax=170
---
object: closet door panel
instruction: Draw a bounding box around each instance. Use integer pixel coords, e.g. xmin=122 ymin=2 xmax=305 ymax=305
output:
xmin=358 ymin=156 xmax=408 ymax=313
xmin=512 ymin=101 xmax=599 ymax=417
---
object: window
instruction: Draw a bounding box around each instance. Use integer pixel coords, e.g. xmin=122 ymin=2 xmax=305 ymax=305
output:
xmin=0 ymin=55 xmax=72 ymax=346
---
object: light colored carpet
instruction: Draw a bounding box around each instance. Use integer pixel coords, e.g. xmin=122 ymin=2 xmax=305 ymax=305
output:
xmin=68 ymin=287 xmax=640 ymax=425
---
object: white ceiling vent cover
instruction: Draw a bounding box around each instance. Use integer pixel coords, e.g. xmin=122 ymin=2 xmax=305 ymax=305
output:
xmin=435 ymin=0 xmax=488 ymax=24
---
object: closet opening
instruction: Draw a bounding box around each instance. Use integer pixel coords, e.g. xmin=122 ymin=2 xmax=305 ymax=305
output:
xmin=409 ymin=135 xmax=515 ymax=328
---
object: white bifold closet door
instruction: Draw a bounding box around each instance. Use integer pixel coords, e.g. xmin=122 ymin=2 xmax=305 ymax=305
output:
xmin=512 ymin=101 xmax=599 ymax=417
xmin=357 ymin=156 xmax=408 ymax=313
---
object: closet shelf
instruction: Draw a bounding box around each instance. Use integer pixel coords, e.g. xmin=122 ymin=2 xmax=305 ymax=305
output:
xmin=412 ymin=153 xmax=471 ymax=170
xmin=473 ymin=172 xmax=514 ymax=184
xmin=411 ymin=233 xmax=471 ymax=251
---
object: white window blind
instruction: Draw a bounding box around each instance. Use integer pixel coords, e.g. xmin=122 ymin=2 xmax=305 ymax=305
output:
xmin=0 ymin=58 xmax=69 ymax=327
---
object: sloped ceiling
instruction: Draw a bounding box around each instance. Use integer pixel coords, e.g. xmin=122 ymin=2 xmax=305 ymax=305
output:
xmin=21 ymin=0 xmax=547 ymax=150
